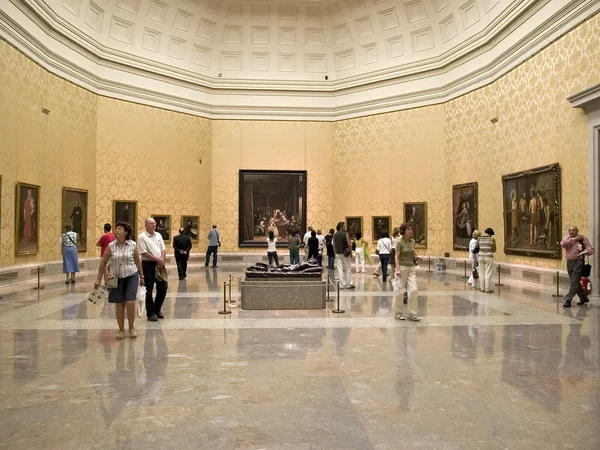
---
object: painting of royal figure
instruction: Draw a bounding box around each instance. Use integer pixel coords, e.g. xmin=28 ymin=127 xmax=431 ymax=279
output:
xmin=23 ymin=189 xmax=34 ymax=242
xmin=455 ymin=201 xmax=471 ymax=239
xmin=16 ymin=182 xmax=40 ymax=255
xmin=70 ymin=200 xmax=84 ymax=243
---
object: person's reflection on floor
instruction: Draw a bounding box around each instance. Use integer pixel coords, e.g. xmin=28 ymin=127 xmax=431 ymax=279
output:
xmin=394 ymin=328 xmax=414 ymax=412
xmin=101 ymin=339 xmax=139 ymax=426
xmin=333 ymin=328 xmax=351 ymax=356
xmin=173 ymin=279 xmax=191 ymax=319
xmin=561 ymin=307 xmax=590 ymax=382
xmin=206 ymin=267 xmax=220 ymax=306
xmin=143 ymin=328 xmax=168 ymax=404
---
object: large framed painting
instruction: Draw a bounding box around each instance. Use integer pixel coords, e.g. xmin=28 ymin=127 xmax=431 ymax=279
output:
xmin=239 ymin=170 xmax=307 ymax=247
xmin=452 ymin=182 xmax=478 ymax=251
xmin=345 ymin=216 xmax=362 ymax=241
xmin=372 ymin=216 xmax=391 ymax=242
xmin=15 ymin=182 xmax=40 ymax=256
xmin=403 ymin=202 xmax=427 ymax=248
xmin=502 ymin=163 xmax=561 ymax=259
xmin=181 ymin=215 xmax=199 ymax=241
xmin=62 ymin=187 xmax=88 ymax=252
xmin=113 ymin=200 xmax=138 ymax=239
xmin=152 ymin=214 xmax=172 ymax=242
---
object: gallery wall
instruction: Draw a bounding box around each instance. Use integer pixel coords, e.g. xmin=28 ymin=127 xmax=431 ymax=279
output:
xmin=211 ymin=120 xmax=334 ymax=252
xmin=0 ymin=39 xmax=97 ymax=267
xmin=1 ymin=11 xmax=599 ymax=268
xmin=95 ymin=97 xmax=212 ymax=252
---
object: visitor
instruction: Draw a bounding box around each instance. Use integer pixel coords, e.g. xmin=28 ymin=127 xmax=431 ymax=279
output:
xmin=61 ymin=224 xmax=80 ymax=284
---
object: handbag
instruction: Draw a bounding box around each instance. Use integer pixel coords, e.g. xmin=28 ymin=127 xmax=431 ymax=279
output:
xmin=136 ymin=286 xmax=147 ymax=318
xmin=106 ymin=274 xmax=118 ymax=289
xmin=87 ymin=286 xmax=106 ymax=305
xmin=344 ymin=247 xmax=351 ymax=257
xmin=472 ymin=267 xmax=479 ymax=279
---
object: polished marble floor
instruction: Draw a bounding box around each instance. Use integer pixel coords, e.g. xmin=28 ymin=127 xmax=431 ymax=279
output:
xmin=0 ymin=265 xmax=598 ymax=449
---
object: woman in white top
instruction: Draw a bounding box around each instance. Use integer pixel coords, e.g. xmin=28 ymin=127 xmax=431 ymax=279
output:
xmin=466 ymin=230 xmax=482 ymax=289
xmin=376 ymin=229 xmax=393 ymax=283
xmin=266 ymin=230 xmax=279 ymax=267
xmin=94 ymin=221 xmax=144 ymax=340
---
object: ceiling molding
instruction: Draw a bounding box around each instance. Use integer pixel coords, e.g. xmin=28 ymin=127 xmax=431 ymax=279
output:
xmin=1 ymin=0 xmax=599 ymax=120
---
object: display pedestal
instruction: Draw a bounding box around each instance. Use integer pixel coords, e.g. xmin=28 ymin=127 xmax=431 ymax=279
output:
xmin=241 ymin=277 xmax=326 ymax=310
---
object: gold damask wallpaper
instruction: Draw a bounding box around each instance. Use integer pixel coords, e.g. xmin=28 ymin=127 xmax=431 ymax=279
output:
xmin=96 ymin=97 xmax=212 ymax=253
xmin=445 ymin=12 xmax=600 ymax=269
xmin=1 ymin=11 xmax=599 ymax=268
xmin=0 ymin=40 xmax=97 ymax=266
xmin=333 ymin=105 xmax=446 ymax=255
xmin=211 ymin=120 xmax=334 ymax=252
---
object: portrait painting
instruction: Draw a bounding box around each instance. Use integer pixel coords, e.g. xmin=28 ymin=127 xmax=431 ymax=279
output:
xmin=403 ymin=202 xmax=427 ymax=248
xmin=502 ymin=163 xmax=561 ymax=259
xmin=372 ymin=216 xmax=391 ymax=242
xmin=239 ymin=170 xmax=307 ymax=247
xmin=152 ymin=214 xmax=172 ymax=242
xmin=15 ymin=182 xmax=40 ymax=255
xmin=452 ymin=182 xmax=478 ymax=250
xmin=113 ymin=200 xmax=138 ymax=239
xmin=62 ymin=187 xmax=88 ymax=252
xmin=345 ymin=216 xmax=363 ymax=241
xmin=181 ymin=215 xmax=199 ymax=241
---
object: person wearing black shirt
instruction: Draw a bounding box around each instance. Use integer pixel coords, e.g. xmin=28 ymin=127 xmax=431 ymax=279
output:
xmin=325 ymin=228 xmax=335 ymax=270
xmin=173 ymin=228 xmax=192 ymax=280
xmin=307 ymin=230 xmax=320 ymax=263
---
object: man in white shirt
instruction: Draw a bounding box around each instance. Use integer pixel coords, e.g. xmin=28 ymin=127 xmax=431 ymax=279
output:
xmin=303 ymin=226 xmax=313 ymax=260
xmin=137 ymin=218 xmax=168 ymax=321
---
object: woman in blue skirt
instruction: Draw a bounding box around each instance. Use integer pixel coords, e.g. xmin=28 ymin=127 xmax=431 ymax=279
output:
xmin=61 ymin=224 xmax=80 ymax=284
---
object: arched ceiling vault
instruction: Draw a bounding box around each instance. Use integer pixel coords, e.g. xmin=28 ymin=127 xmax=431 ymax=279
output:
xmin=1 ymin=0 xmax=599 ymax=119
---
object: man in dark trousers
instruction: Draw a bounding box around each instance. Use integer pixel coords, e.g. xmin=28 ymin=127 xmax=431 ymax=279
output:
xmin=173 ymin=227 xmax=192 ymax=280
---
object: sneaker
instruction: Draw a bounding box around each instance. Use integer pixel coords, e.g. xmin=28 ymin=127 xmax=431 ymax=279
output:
xmin=576 ymin=298 xmax=590 ymax=306
xmin=116 ymin=330 xmax=125 ymax=340
xmin=148 ymin=315 xmax=158 ymax=322
xmin=562 ymin=302 xmax=571 ymax=308
xmin=408 ymin=314 xmax=420 ymax=322
xmin=129 ymin=328 xmax=137 ymax=338
xmin=394 ymin=312 xmax=405 ymax=321
xmin=346 ymin=284 xmax=356 ymax=289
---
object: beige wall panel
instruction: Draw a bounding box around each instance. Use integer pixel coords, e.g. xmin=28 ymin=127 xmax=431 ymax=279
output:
xmin=0 ymin=40 xmax=97 ymax=266
xmin=211 ymin=120 xmax=334 ymax=252
xmin=96 ymin=98 xmax=212 ymax=254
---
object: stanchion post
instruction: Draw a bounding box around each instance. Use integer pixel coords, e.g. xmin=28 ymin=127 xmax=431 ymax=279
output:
xmin=552 ymin=270 xmax=562 ymax=298
xmin=218 ymin=281 xmax=231 ymax=315
xmin=462 ymin=260 xmax=469 ymax=279
xmin=228 ymin=275 xmax=235 ymax=303
xmin=332 ymin=282 xmax=345 ymax=313
xmin=33 ymin=266 xmax=44 ymax=290
xmin=426 ymin=257 xmax=432 ymax=273
xmin=494 ymin=264 xmax=504 ymax=287
xmin=326 ymin=277 xmax=334 ymax=302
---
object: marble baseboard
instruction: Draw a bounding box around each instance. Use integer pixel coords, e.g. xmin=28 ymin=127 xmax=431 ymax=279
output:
xmin=241 ymin=279 xmax=326 ymax=310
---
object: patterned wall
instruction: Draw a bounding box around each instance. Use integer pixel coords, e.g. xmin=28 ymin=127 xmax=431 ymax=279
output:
xmin=332 ymin=105 xmax=446 ymax=255
xmin=1 ymin=11 xmax=599 ymax=267
xmin=444 ymin=12 xmax=600 ymax=269
xmin=211 ymin=120 xmax=334 ymax=252
xmin=96 ymin=97 xmax=212 ymax=254
xmin=0 ymin=39 xmax=97 ymax=266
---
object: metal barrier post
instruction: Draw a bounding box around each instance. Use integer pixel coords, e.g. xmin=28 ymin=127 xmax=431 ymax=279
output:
xmin=218 ymin=281 xmax=231 ymax=315
xmin=462 ymin=260 xmax=469 ymax=279
xmin=426 ymin=257 xmax=432 ymax=273
xmin=228 ymin=275 xmax=235 ymax=303
xmin=332 ymin=282 xmax=345 ymax=313
xmin=326 ymin=277 xmax=334 ymax=302
xmin=34 ymin=266 xmax=44 ymax=290
xmin=494 ymin=264 xmax=504 ymax=287
xmin=552 ymin=271 xmax=562 ymax=298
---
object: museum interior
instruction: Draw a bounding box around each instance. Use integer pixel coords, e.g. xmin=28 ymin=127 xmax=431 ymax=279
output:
xmin=1 ymin=0 xmax=599 ymax=448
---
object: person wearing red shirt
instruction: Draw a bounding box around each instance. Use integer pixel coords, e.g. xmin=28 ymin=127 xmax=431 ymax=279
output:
xmin=97 ymin=223 xmax=116 ymax=256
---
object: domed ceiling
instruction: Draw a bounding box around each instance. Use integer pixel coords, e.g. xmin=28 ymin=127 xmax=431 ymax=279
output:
xmin=1 ymin=0 xmax=598 ymax=119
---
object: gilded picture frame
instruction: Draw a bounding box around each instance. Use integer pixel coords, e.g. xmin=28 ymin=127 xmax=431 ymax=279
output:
xmin=15 ymin=182 xmax=41 ymax=256
xmin=113 ymin=200 xmax=138 ymax=240
xmin=152 ymin=214 xmax=172 ymax=242
xmin=345 ymin=216 xmax=363 ymax=241
xmin=62 ymin=187 xmax=88 ymax=252
xmin=403 ymin=202 xmax=427 ymax=248
xmin=452 ymin=182 xmax=478 ymax=251
xmin=181 ymin=215 xmax=199 ymax=241
xmin=372 ymin=216 xmax=391 ymax=242
xmin=501 ymin=163 xmax=561 ymax=259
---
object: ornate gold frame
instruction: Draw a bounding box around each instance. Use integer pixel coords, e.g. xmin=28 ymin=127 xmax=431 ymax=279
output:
xmin=345 ymin=216 xmax=363 ymax=241
xmin=152 ymin=214 xmax=172 ymax=242
xmin=15 ymin=182 xmax=41 ymax=256
xmin=371 ymin=215 xmax=392 ymax=242
xmin=112 ymin=200 xmax=138 ymax=240
xmin=181 ymin=215 xmax=200 ymax=241
xmin=403 ymin=202 xmax=428 ymax=249
xmin=62 ymin=187 xmax=88 ymax=252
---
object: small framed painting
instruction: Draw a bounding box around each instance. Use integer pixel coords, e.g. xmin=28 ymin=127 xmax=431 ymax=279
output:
xmin=152 ymin=214 xmax=172 ymax=242
xmin=113 ymin=200 xmax=138 ymax=240
xmin=345 ymin=216 xmax=363 ymax=241
xmin=372 ymin=216 xmax=391 ymax=242
xmin=403 ymin=202 xmax=427 ymax=248
xmin=181 ymin=215 xmax=199 ymax=241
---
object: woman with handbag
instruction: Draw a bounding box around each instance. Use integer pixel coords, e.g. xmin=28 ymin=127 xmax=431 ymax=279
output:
xmin=477 ymin=228 xmax=497 ymax=293
xmin=94 ymin=222 xmax=144 ymax=340
xmin=394 ymin=223 xmax=421 ymax=321
xmin=466 ymin=230 xmax=482 ymax=289
xmin=376 ymin=229 xmax=393 ymax=283
xmin=61 ymin=224 xmax=80 ymax=284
